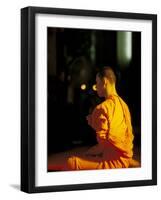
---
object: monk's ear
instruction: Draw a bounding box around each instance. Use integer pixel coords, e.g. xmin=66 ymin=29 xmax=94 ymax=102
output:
xmin=103 ymin=77 xmax=109 ymax=86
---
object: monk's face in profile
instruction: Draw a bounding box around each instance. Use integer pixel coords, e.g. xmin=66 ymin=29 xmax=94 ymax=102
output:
xmin=96 ymin=74 xmax=106 ymax=97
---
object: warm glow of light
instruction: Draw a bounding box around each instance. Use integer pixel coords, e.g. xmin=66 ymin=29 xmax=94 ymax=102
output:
xmin=92 ymin=84 xmax=97 ymax=91
xmin=81 ymin=84 xmax=86 ymax=90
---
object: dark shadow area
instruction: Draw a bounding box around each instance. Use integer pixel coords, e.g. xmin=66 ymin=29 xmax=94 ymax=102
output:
xmin=10 ymin=184 xmax=20 ymax=191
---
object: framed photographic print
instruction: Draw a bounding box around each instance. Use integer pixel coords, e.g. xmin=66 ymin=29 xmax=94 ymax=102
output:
xmin=21 ymin=6 xmax=157 ymax=193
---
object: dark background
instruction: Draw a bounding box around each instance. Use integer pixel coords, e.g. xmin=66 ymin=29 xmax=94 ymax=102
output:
xmin=47 ymin=27 xmax=141 ymax=156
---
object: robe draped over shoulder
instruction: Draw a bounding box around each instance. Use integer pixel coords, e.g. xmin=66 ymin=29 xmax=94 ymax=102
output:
xmin=89 ymin=95 xmax=134 ymax=158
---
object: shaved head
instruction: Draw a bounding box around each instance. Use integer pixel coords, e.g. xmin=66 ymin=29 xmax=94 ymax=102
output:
xmin=97 ymin=66 xmax=116 ymax=85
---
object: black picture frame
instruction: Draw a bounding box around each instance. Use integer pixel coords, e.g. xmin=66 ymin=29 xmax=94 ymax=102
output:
xmin=21 ymin=6 xmax=157 ymax=193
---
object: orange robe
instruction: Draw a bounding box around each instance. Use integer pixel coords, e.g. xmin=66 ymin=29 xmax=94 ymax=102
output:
xmin=66 ymin=94 xmax=134 ymax=170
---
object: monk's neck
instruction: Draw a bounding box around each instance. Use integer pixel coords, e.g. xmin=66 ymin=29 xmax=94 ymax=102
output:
xmin=104 ymin=87 xmax=118 ymax=99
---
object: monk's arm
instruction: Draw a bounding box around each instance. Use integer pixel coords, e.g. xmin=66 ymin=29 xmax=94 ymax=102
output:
xmin=88 ymin=106 xmax=108 ymax=152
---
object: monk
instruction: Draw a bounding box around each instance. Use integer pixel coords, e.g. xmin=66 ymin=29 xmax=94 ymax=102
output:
xmin=65 ymin=66 xmax=134 ymax=170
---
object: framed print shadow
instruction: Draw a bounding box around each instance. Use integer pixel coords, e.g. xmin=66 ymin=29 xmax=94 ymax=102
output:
xmin=21 ymin=6 xmax=157 ymax=193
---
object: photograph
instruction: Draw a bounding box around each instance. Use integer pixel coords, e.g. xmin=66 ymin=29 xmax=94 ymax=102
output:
xmin=47 ymin=28 xmax=141 ymax=172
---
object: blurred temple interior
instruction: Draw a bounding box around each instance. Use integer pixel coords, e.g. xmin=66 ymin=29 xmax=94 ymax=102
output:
xmin=47 ymin=27 xmax=141 ymax=165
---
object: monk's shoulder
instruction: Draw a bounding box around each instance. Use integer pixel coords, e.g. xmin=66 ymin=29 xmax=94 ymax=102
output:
xmin=119 ymin=97 xmax=132 ymax=116
xmin=120 ymin=97 xmax=130 ymax=109
xmin=95 ymin=99 xmax=115 ymax=113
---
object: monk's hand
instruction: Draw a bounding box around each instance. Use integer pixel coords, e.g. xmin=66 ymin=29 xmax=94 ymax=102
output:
xmin=96 ymin=132 xmax=107 ymax=147
xmin=85 ymin=144 xmax=104 ymax=157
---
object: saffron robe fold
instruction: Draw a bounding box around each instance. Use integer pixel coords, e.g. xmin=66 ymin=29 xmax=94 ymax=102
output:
xmin=66 ymin=94 xmax=134 ymax=170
